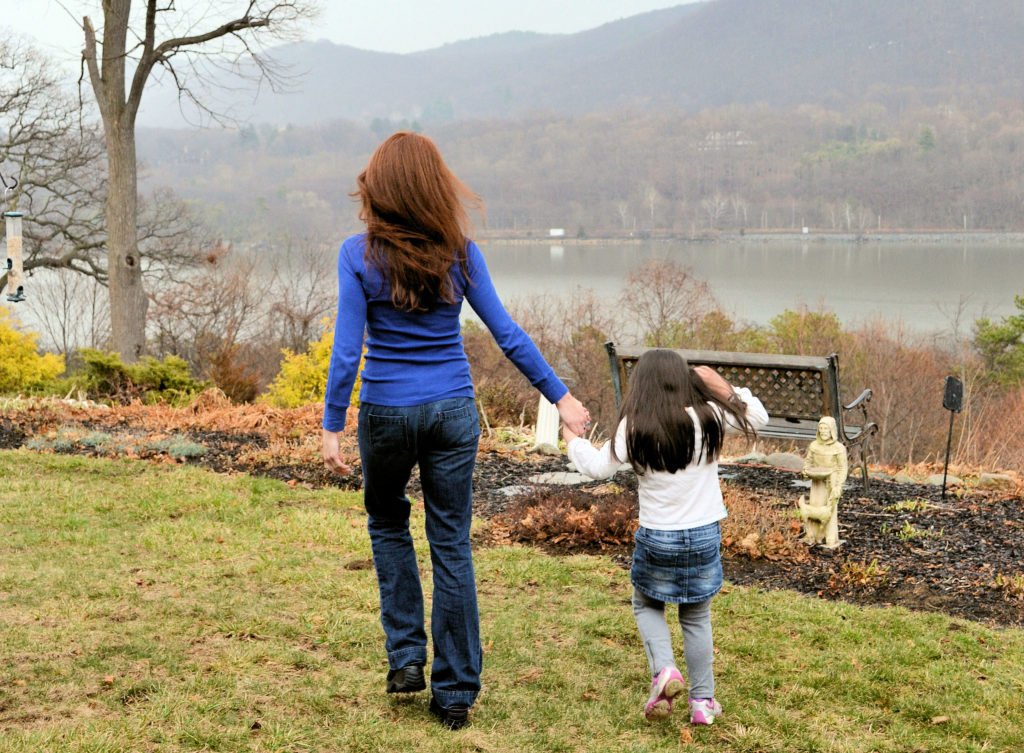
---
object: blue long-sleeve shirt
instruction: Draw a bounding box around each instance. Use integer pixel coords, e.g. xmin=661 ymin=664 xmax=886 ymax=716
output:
xmin=322 ymin=234 xmax=568 ymax=431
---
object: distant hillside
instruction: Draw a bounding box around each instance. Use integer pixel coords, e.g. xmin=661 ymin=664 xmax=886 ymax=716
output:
xmin=136 ymin=0 xmax=1024 ymax=128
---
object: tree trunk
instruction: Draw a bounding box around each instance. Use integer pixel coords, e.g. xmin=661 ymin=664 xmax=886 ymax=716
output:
xmin=105 ymin=117 xmax=148 ymax=361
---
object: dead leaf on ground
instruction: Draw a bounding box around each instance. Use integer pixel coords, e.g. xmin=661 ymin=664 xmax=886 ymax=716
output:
xmin=515 ymin=667 xmax=543 ymax=684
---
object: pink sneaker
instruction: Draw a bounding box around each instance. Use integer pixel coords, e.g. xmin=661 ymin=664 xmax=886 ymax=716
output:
xmin=689 ymin=697 xmax=723 ymax=725
xmin=643 ymin=666 xmax=686 ymax=720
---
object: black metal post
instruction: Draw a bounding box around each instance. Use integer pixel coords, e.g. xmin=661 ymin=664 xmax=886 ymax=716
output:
xmin=941 ymin=375 xmax=963 ymax=501
xmin=942 ymin=409 xmax=955 ymax=501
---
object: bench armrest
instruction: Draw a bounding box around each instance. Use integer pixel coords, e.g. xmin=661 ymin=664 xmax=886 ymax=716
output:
xmin=843 ymin=389 xmax=872 ymax=411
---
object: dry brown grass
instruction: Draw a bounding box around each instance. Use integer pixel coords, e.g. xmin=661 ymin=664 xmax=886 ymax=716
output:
xmin=490 ymin=486 xmax=638 ymax=551
xmin=485 ymin=481 xmax=809 ymax=566
xmin=8 ymin=389 xmax=338 ymax=443
xmin=720 ymin=485 xmax=809 ymax=562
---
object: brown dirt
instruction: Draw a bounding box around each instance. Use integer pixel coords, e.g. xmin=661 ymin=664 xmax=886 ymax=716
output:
xmin=3 ymin=401 xmax=1022 ymax=629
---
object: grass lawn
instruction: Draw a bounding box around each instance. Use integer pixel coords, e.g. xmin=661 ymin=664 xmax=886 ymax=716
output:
xmin=1 ymin=449 xmax=1022 ymax=752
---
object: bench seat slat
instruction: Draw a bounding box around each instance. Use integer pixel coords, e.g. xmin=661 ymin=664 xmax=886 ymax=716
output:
xmin=759 ymin=419 xmax=864 ymax=442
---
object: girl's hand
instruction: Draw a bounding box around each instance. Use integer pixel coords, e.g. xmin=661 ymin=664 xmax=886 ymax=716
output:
xmin=694 ymin=365 xmax=734 ymax=401
xmin=561 ymin=423 xmax=580 ymax=444
xmin=321 ymin=429 xmax=352 ymax=475
xmin=556 ymin=392 xmax=590 ymax=436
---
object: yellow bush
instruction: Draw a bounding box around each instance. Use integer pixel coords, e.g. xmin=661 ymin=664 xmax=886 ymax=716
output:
xmin=260 ymin=326 xmax=363 ymax=409
xmin=0 ymin=307 xmax=64 ymax=393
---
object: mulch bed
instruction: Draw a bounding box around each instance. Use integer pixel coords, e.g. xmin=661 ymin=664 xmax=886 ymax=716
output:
xmin=713 ymin=465 xmax=1024 ymax=628
xmin=468 ymin=452 xmax=1024 ymax=629
xmin=3 ymin=412 xmax=1022 ymax=629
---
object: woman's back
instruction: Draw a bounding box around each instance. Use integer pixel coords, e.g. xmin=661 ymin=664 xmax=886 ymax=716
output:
xmin=343 ymin=233 xmax=473 ymax=406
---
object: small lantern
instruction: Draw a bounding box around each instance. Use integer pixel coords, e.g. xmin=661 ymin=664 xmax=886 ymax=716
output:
xmin=5 ymin=211 xmax=24 ymax=302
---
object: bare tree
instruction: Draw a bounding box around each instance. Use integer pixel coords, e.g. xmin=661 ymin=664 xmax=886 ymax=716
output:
xmin=265 ymin=240 xmax=336 ymax=353
xmin=616 ymin=201 xmax=631 ymax=230
xmin=618 ymin=260 xmax=718 ymax=347
xmin=700 ymin=193 xmax=728 ymax=229
xmin=149 ymin=243 xmax=269 ymax=387
xmin=31 ymin=268 xmax=110 ymax=354
xmin=729 ymin=194 xmax=748 ymax=227
xmin=645 ymin=185 xmax=659 ymax=224
xmin=81 ymin=0 xmax=316 ymax=360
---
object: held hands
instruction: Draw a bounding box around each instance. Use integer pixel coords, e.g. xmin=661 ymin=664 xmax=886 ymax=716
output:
xmin=556 ymin=392 xmax=590 ymax=437
xmin=321 ymin=428 xmax=352 ymax=476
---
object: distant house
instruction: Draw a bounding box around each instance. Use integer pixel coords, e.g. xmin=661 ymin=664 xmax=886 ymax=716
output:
xmin=549 ymin=228 xmax=566 ymax=237
xmin=696 ymin=131 xmax=754 ymax=152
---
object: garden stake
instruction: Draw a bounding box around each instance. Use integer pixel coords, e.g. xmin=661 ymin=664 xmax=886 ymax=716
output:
xmin=941 ymin=375 xmax=963 ymax=501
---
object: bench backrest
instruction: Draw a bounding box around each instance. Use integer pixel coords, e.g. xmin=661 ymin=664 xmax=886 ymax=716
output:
xmin=606 ymin=343 xmax=844 ymax=426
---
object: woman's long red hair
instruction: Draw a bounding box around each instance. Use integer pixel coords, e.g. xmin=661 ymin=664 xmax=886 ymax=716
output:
xmin=355 ymin=132 xmax=483 ymax=312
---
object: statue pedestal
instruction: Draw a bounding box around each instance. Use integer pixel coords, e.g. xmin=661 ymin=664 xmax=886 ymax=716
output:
xmin=798 ymin=466 xmax=842 ymax=548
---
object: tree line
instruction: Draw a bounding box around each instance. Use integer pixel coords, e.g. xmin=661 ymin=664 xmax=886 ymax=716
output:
xmin=136 ymin=99 xmax=1024 ymax=243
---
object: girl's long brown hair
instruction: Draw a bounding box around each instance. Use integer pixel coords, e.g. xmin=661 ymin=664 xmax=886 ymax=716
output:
xmin=614 ymin=349 xmax=756 ymax=474
xmin=354 ymin=132 xmax=483 ymax=312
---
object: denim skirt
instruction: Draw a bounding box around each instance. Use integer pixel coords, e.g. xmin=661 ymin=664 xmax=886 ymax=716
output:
xmin=631 ymin=521 xmax=724 ymax=604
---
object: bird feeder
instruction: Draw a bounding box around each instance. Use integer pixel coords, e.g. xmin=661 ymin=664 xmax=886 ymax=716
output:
xmin=5 ymin=210 xmax=25 ymax=302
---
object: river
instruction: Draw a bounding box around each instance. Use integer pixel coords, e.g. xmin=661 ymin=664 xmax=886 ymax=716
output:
xmin=477 ymin=239 xmax=1023 ymax=336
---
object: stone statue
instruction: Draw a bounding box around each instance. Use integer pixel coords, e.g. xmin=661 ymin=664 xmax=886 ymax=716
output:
xmin=797 ymin=416 xmax=848 ymax=548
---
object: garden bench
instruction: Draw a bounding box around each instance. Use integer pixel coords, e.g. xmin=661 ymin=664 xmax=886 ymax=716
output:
xmin=604 ymin=342 xmax=878 ymax=489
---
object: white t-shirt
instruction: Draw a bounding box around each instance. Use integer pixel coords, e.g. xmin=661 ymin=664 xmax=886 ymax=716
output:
xmin=567 ymin=387 xmax=768 ymax=531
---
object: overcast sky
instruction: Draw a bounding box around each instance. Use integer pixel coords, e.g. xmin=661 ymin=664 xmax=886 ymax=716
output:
xmin=3 ymin=1 xmax=701 ymax=64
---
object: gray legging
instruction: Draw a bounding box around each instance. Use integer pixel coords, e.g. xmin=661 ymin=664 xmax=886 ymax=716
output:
xmin=632 ymin=589 xmax=715 ymax=699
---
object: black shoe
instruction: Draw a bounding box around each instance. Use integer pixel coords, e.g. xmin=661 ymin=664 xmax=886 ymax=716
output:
xmin=429 ymin=697 xmax=470 ymax=730
xmin=386 ymin=664 xmax=426 ymax=694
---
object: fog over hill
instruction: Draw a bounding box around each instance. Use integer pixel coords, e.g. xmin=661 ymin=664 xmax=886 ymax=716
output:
xmin=137 ymin=0 xmax=1024 ymax=129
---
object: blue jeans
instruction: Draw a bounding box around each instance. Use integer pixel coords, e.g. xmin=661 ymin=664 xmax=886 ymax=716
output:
xmin=357 ymin=397 xmax=482 ymax=709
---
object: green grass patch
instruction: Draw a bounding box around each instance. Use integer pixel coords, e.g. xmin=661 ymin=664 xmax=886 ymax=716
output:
xmin=0 ymin=450 xmax=1022 ymax=752
xmin=884 ymin=498 xmax=933 ymax=513
xmin=144 ymin=436 xmax=208 ymax=459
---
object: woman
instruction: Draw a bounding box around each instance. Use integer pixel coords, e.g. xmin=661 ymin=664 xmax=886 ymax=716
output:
xmin=321 ymin=132 xmax=589 ymax=730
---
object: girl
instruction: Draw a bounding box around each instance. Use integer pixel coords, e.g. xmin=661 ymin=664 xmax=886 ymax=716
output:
xmin=562 ymin=349 xmax=767 ymax=724
xmin=320 ymin=132 xmax=589 ymax=730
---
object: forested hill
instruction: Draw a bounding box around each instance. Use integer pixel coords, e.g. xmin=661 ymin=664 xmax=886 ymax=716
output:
xmin=138 ymin=0 xmax=1024 ymax=128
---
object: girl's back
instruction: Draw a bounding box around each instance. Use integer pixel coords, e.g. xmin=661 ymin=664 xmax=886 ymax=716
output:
xmin=566 ymin=350 xmax=768 ymax=531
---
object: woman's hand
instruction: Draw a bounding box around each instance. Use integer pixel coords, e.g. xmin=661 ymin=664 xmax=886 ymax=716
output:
xmin=556 ymin=392 xmax=590 ymax=436
xmin=321 ymin=429 xmax=352 ymax=476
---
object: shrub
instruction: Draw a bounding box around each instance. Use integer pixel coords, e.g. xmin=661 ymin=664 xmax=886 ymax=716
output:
xmin=495 ymin=487 xmax=638 ymax=550
xmin=261 ymin=326 xmax=363 ymax=409
xmin=462 ymin=318 xmax=536 ymax=426
xmin=206 ymin=345 xmax=261 ymax=403
xmin=0 ymin=308 xmax=65 ymax=393
xmin=974 ymin=294 xmax=1024 ymax=384
xmin=766 ymin=306 xmax=850 ymax=355
xmin=829 ymin=559 xmax=891 ymax=591
xmin=68 ymin=349 xmax=207 ymax=405
xmin=687 ymin=309 xmax=770 ymax=352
